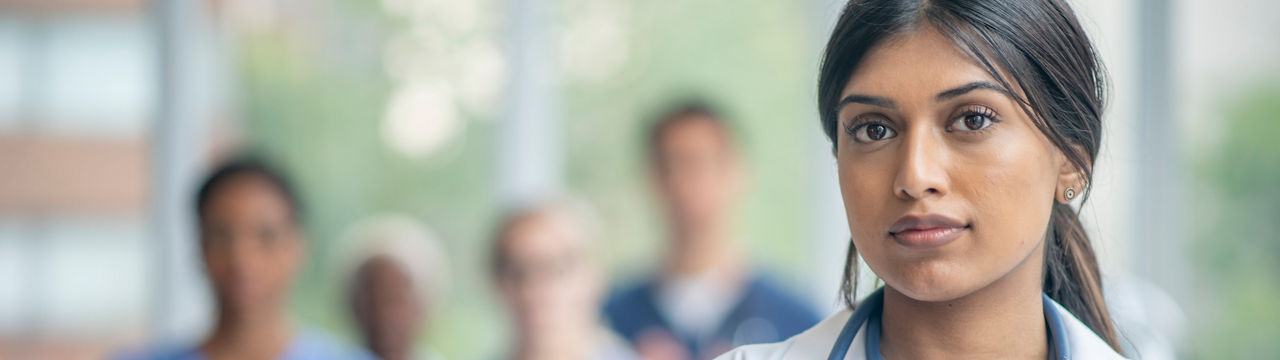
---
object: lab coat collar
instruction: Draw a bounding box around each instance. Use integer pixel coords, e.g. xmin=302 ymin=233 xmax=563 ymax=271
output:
xmin=784 ymin=294 xmax=1124 ymax=360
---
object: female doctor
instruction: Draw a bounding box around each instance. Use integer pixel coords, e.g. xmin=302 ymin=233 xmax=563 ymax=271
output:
xmin=719 ymin=0 xmax=1127 ymax=358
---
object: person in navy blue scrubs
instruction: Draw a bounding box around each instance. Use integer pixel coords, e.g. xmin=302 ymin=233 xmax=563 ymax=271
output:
xmin=604 ymin=101 xmax=820 ymax=360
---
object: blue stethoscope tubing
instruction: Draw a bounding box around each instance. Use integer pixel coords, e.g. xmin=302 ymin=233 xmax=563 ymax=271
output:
xmin=826 ymin=288 xmax=1071 ymax=360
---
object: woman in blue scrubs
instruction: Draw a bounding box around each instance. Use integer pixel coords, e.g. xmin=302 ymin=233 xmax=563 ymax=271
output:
xmin=720 ymin=0 xmax=1127 ymax=358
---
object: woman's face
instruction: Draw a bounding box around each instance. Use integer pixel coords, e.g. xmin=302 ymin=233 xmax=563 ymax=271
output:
xmin=835 ymin=27 xmax=1075 ymax=302
xmin=199 ymin=174 xmax=303 ymax=315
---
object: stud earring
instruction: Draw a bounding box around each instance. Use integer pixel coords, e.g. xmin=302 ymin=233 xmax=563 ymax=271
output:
xmin=1064 ymin=187 xmax=1077 ymax=201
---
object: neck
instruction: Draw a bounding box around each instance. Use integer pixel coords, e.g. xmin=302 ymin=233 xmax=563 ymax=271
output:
xmin=514 ymin=323 xmax=596 ymax=360
xmin=373 ymin=344 xmax=411 ymax=360
xmin=202 ymin=305 xmax=293 ymax=359
xmin=879 ymin=246 xmax=1047 ymax=359
xmin=664 ymin=219 xmax=742 ymax=278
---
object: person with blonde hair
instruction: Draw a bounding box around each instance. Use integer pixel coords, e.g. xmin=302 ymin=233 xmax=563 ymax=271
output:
xmin=490 ymin=196 xmax=639 ymax=360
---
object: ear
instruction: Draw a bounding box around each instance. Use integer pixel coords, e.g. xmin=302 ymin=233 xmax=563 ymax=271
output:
xmin=1054 ymin=146 xmax=1089 ymax=204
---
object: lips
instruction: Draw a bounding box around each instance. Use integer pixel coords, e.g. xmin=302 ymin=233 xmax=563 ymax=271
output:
xmin=888 ymin=214 xmax=969 ymax=248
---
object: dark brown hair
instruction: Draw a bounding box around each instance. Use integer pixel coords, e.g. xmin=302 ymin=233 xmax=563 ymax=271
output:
xmin=195 ymin=156 xmax=302 ymax=224
xmin=644 ymin=98 xmax=739 ymax=165
xmin=818 ymin=0 xmax=1121 ymax=352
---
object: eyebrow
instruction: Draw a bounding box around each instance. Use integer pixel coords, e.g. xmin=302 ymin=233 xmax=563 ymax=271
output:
xmin=837 ymin=94 xmax=897 ymax=110
xmin=935 ymin=81 xmax=1013 ymax=101
xmin=836 ymin=81 xmax=1014 ymax=113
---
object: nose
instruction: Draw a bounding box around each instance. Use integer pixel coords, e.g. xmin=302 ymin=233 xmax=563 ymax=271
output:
xmin=227 ymin=235 xmax=260 ymax=274
xmin=892 ymin=127 xmax=949 ymax=201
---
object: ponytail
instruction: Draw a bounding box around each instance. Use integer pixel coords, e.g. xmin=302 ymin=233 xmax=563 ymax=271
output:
xmin=1044 ymin=201 xmax=1123 ymax=352
xmin=839 ymin=240 xmax=858 ymax=309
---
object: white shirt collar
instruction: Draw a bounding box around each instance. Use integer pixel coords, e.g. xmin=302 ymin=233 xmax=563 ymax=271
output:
xmin=715 ymin=296 xmax=1126 ymax=360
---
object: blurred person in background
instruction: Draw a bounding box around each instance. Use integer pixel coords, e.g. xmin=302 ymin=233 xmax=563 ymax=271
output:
xmin=604 ymin=101 xmax=820 ymax=360
xmin=490 ymin=197 xmax=639 ymax=360
xmin=119 ymin=157 xmax=373 ymax=360
xmin=337 ymin=214 xmax=450 ymax=360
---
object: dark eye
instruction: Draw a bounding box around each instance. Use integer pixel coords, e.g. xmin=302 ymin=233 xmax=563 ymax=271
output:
xmin=203 ymin=228 xmax=233 ymax=248
xmin=961 ymin=115 xmax=990 ymax=131
xmin=845 ymin=120 xmax=897 ymax=144
xmin=949 ymin=107 xmax=999 ymax=132
xmin=257 ymin=226 xmax=282 ymax=247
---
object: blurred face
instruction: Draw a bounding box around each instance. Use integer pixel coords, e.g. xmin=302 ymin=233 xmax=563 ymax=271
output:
xmin=199 ymin=174 xmax=303 ymax=315
xmin=835 ymin=27 xmax=1077 ymax=302
xmin=350 ymin=256 xmax=422 ymax=360
xmin=651 ymin=117 xmax=743 ymax=234
xmin=495 ymin=212 xmax=601 ymax=338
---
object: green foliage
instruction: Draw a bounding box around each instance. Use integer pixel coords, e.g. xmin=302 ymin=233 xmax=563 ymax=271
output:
xmin=1190 ymin=81 xmax=1280 ymax=359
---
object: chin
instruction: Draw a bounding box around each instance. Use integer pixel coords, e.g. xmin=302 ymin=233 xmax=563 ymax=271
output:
xmin=882 ymin=259 xmax=980 ymax=303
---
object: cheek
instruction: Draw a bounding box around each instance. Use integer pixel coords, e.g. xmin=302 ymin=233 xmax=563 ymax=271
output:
xmin=964 ymin=138 xmax=1057 ymax=244
xmin=836 ymin=155 xmax=896 ymax=254
xmin=202 ymin=249 xmax=233 ymax=279
xmin=268 ymin=240 xmax=302 ymax=283
xmin=968 ymin=168 xmax=1048 ymax=257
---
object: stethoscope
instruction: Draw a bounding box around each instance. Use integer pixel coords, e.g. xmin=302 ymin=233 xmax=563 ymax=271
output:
xmin=826 ymin=288 xmax=1072 ymax=360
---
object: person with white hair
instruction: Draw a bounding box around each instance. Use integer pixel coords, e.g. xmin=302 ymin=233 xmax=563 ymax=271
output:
xmin=489 ymin=197 xmax=639 ymax=360
xmin=336 ymin=214 xmax=450 ymax=360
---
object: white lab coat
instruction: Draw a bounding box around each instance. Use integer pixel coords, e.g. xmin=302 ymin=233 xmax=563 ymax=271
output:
xmin=714 ymin=296 xmax=1125 ymax=360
